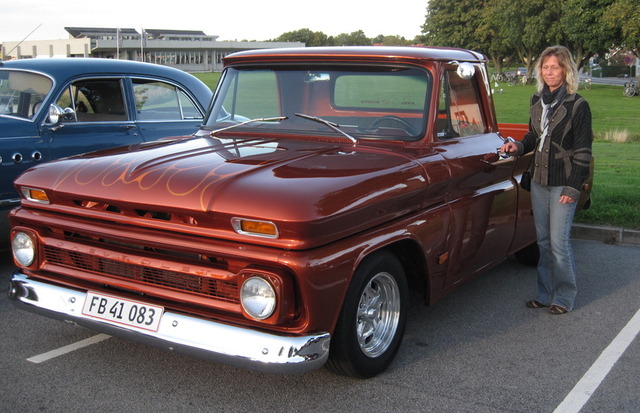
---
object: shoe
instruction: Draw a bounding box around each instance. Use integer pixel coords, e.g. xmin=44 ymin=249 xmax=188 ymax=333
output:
xmin=548 ymin=305 xmax=568 ymax=315
xmin=526 ymin=300 xmax=548 ymax=309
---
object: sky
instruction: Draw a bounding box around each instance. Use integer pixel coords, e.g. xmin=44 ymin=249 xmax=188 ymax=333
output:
xmin=1 ymin=0 xmax=429 ymax=43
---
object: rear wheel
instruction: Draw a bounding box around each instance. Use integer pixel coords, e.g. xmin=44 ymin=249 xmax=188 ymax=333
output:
xmin=326 ymin=251 xmax=408 ymax=378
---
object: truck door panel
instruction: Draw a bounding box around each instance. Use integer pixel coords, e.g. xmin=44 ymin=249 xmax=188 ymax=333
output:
xmin=436 ymin=68 xmax=518 ymax=288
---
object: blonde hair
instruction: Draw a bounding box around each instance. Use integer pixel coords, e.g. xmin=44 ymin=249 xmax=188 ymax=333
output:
xmin=535 ymin=45 xmax=579 ymax=94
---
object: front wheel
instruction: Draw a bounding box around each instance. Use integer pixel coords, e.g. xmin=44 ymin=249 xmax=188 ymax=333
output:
xmin=326 ymin=251 xmax=408 ymax=378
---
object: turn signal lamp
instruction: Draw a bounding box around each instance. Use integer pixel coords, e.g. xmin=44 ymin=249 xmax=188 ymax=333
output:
xmin=21 ymin=187 xmax=50 ymax=204
xmin=231 ymin=218 xmax=278 ymax=238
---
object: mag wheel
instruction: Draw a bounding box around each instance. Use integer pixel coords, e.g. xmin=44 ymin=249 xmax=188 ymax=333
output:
xmin=327 ymin=251 xmax=408 ymax=378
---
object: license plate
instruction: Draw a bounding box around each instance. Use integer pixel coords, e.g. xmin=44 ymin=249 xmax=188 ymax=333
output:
xmin=82 ymin=292 xmax=164 ymax=332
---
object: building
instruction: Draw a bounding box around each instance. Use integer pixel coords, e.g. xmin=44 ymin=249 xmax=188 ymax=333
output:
xmin=1 ymin=27 xmax=304 ymax=72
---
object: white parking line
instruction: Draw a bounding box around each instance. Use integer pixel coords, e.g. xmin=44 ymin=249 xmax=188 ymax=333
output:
xmin=554 ymin=308 xmax=640 ymax=413
xmin=27 ymin=334 xmax=111 ymax=364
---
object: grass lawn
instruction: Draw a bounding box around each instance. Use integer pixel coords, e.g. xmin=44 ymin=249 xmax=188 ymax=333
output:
xmin=492 ymin=82 xmax=640 ymax=229
xmin=194 ymin=72 xmax=640 ymax=229
xmin=576 ymin=141 xmax=640 ymax=229
xmin=193 ymin=72 xmax=221 ymax=91
xmin=492 ymin=83 xmax=640 ymax=141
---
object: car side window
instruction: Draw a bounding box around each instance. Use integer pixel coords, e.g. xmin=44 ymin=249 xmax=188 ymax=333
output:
xmin=132 ymin=79 xmax=203 ymax=121
xmin=437 ymin=69 xmax=485 ymax=139
xmin=56 ymin=79 xmax=128 ymax=122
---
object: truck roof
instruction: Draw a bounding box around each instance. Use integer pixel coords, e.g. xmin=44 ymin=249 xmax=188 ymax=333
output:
xmin=223 ymin=46 xmax=486 ymax=65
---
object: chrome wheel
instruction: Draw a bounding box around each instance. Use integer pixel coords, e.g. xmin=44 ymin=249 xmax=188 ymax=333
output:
xmin=327 ymin=251 xmax=408 ymax=378
xmin=356 ymin=271 xmax=401 ymax=358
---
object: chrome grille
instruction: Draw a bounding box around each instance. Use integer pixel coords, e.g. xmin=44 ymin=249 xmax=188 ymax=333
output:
xmin=43 ymin=245 xmax=239 ymax=303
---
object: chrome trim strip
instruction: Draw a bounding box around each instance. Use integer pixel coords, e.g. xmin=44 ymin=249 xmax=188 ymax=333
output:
xmin=9 ymin=272 xmax=330 ymax=374
xmin=0 ymin=198 xmax=20 ymax=208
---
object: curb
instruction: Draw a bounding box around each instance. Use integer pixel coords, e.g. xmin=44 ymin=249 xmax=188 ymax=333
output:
xmin=572 ymin=223 xmax=640 ymax=246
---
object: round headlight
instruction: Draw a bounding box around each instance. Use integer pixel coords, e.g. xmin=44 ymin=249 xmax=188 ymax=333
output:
xmin=12 ymin=232 xmax=35 ymax=267
xmin=241 ymin=277 xmax=276 ymax=320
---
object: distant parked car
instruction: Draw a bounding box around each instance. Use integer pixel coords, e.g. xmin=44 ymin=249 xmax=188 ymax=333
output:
xmin=516 ymin=67 xmax=527 ymax=77
xmin=0 ymin=58 xmax=213 ymax=246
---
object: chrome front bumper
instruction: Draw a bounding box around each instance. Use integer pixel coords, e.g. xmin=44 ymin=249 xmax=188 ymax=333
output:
xmin=8 ymin=272 xmax=330 ymax=374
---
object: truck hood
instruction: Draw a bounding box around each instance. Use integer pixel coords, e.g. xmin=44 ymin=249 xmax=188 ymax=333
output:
xmin=15 ymin=134 xmax=440 ymax=249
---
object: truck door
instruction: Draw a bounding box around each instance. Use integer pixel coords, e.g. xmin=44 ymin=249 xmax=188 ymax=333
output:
xmin=435 ymin=65 xmax=518 ymax=288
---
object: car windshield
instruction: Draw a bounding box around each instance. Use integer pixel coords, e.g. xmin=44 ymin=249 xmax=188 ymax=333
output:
xmin=0 ymin=70 xmax=53 ymax=120
xmin=205 ymin=65 xmax=431 ymax=141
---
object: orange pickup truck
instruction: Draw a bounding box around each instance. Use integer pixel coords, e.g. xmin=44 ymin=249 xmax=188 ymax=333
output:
xmin=8 ymin=47 xmax=589 ymax=378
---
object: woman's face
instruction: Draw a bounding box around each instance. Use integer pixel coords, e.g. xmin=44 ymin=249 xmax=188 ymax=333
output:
xmin=541 ymin=55 xmax=565 ymax=91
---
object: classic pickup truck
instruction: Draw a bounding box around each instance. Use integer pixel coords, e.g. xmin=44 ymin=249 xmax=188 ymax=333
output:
xmin=8 ymin=47 xmax=588 ymax=378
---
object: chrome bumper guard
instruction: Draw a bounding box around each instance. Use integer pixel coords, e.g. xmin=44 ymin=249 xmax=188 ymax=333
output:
xmin=8 ymin=272 xmax=330 ymax=374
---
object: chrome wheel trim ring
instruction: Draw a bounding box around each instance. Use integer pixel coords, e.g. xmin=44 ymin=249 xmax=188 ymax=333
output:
xmin=356 ymin=271 xmax=401 ymax=358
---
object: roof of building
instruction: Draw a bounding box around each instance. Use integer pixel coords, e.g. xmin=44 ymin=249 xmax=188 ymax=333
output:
xmin=65 ymin=27 xmax=211 ymax=40
xmin=65 ymin=27 xmax=139 ymax=38
xmin=144 ymin=29 xmax=207 ymax=37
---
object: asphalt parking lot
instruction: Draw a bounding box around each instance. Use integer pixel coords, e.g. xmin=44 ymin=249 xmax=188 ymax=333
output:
xmin=1 ymin=238 xmax=639 ymax=412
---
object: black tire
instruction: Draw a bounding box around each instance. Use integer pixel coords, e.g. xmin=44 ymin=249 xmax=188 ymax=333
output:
xmin=326 ymin=250 xmax=408 ymax=378
xmin=515 ymin=242 xmax=540 ymax=266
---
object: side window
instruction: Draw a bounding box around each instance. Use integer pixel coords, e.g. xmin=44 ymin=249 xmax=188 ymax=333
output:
xmin=0 ymin=71 xmax=52 ymax=119
xmin=437 ymin=70 xmax=485 ymax=138
xmin=57 ymin=79 xmax=128 ymax=122
xmin=133 ymin=79 xmax=203 ymax=121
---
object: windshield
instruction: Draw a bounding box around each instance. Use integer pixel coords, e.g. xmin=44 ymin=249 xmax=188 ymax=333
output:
xmin=205 ymin=65 xmax=431 ymax=141
xmin=0 ymin=70 xmax=53 ymax=120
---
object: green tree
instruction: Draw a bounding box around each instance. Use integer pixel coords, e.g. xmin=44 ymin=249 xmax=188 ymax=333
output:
xmin=559 ymin=0 xmax=616 ymax=67
xmin=475 ymin=0 xmax=514 ymax=74
xmin=603 ymin=0 xmax=640 ymax=54
xmin=373 ymin=35 xmax=412 ymax=46
xmin=422 ymin=0 xmax=484 ymax=49
xmin=499 ymin=0 xmax=559 ymax=74
xmin=333 ymin=30 xmax=372 ymax=46
xmin=275 ymin=28 xmax=329 ymax=46
xmin=422 ymin=0 xmax=629 ymax=74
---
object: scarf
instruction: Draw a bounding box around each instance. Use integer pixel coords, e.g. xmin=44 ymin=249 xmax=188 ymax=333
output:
xmin=538 ymin=83 xmax=567 ymax=152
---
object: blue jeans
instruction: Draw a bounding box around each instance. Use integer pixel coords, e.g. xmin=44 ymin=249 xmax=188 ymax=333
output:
xmin=531 ymin=183 xmax=579 ymax=310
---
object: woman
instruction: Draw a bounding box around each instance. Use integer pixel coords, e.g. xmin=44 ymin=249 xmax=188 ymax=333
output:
xmin=501 ymin=45 xmax=593 ymax=315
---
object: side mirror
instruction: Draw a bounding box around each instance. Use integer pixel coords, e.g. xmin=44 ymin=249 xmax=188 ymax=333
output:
xmin=45 ymin=104 xmax=75 ymax=126
xmin=448 ymin=61 xmax=476 ymax=80
xmin=456 ymin=62 xmax=476 ymax=80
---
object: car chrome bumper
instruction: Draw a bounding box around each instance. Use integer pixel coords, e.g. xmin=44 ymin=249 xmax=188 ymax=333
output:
xmin=8 ymin=272 xmax=330 ymax=374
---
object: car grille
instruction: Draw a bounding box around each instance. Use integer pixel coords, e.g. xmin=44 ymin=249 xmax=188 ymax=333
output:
xmin=43 ymin=245 xmax=239 ymax=303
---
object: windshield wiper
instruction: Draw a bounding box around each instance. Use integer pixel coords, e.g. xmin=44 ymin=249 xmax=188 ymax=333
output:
xmin=210 ymin=116 xmax=288 ymax=136
xmin=294 ymin=113 xmax=357 ymax=144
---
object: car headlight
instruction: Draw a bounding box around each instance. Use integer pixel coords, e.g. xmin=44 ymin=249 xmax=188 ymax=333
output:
xmin=12 ymin=232 xmax=35 ymax=267
xmin=241 ymin=277 xmax=276 ymax=320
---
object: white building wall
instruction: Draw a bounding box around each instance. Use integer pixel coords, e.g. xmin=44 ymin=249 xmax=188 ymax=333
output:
xmin=2 ymin=38 xmax=90 ymax=59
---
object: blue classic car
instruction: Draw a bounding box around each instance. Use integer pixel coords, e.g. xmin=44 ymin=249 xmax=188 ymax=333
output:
xmin=0 ymin=58 xmax=212 ymax=246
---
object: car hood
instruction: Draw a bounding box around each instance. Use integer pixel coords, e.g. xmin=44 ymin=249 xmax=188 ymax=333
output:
xmin=15 ymin=134 xmax=442 ymax=249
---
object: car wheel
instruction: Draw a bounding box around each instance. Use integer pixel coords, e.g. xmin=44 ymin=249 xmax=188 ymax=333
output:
xmin=326 ymin=250 xmax=408 ymax=378
xmin=515 ymin=242 xmax=539 ymax=266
